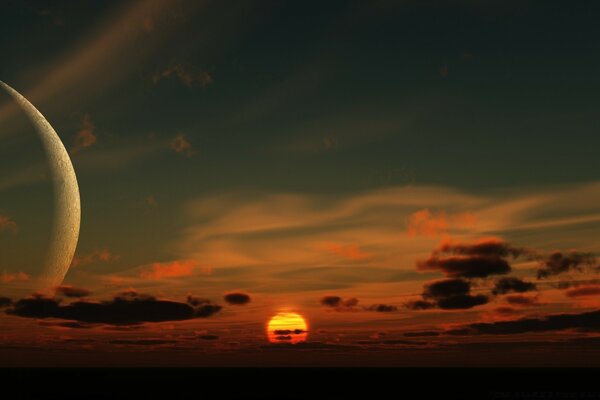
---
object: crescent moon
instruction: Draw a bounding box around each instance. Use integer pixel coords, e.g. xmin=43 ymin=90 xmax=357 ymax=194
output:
xmin=0 ymin=81 xmax=80 ymax=290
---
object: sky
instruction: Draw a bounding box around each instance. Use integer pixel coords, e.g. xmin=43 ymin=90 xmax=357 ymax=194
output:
xmin=0 ymin=0 xmax=599 ymax=367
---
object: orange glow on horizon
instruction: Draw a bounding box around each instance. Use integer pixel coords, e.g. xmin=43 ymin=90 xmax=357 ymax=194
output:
xmin=267 ymin=312 xmax=308 ymax=344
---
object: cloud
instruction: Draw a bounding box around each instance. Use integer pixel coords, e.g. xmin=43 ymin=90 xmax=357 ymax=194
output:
xmin=436 ymin=294 xmax=488 ymax=310
xmin=446 ymin=310 xmax=600 ymax=335
xmin=407 ymin=278 xmax=489 ymax=310
xmin=152 ymin=64 xmax=213 ymax=87
xmin=6 ymin=290 xmax=222 ymax=325
xmin=71 ymin=114 xmax=96 ymax=154
xmin=406 ymin=209 xmax=476 ymax=237
xmin=405 ymin=300 xmax=436 ymax=310
xmin=140 ymin=259 xmax=200 ymax=280
xmin=0 ymin=297 xmax=12 ymax=307
xmin=1 ymin=271 xmax=30 ymax=283
xmin=274 ymin=329 xmax=306 ymax=335
xmin=55 ymin=286 xmax=92 ymax=298
xmin=320 ymin=296 xmax=342 ymax=307
xmin=565 ymin=285 xmax=600 ymax=298
xmin=223 ymin=292 xmax=251 ymax=305
xmin=169 ymin=134 xmax=194 ymax=157
xmin=324 ymin=243 xmax=370 ymax=261
xmin=175 ymin=182 xmax=600 ymax=293
xmin=320 ymin=296 xmax=359 ymax=311
xmin=505 ymin=294 xmax=539 ymax=306
xmin=366 ymin=304 xmax=398 ymax=312
xmin=492 ymin=277 xmax=536 ymax=296
xmin=424 ymin=278 xmax=471 ymax=299
xmin=537 ymin=251 xmax=597 ymax=279
xmin=71 ymin=249 xmax=119 ymax=268
xmin=417 ymin=237 xmax=526 ymax=278
xmin=0 ymin=215 xmax=17 ymax=234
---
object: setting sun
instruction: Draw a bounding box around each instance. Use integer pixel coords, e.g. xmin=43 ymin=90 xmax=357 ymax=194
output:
xmin=267 ymin=312 xmax=308 ymax=344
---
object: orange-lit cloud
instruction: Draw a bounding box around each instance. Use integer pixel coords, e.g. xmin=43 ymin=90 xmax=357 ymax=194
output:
xmin=71 ymin=249 xmax=119 ymax=268
xmin=140 ymin=259 xmax=211 ymax=280
xmin=169 ymin=134 xmax=194 ymax=156
xmin=0 ymin=215 xmax=17 ymax=234
xmin=407 ymin=209 xmax=476 ymax=237
xmin=565 ymin=285 xmax=600 ymax=298
xmin=173 ymin=182 xmax=600 ymax=292
xmin=323 ymin=243 xmax=370 ymax=261
xmin=1 ymin=271 xmax=30 ymax=283
xmin=71 ymin=114 xmax=96 ymax=154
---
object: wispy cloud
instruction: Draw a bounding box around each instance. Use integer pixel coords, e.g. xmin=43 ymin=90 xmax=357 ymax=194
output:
xmin=1 ymin=271 xmax=30 ymax=283
xmin=71 ymin=249 xmax=119 ymax=268
xmin=152 ymin=64 xmax=212 ymax=87
xmin=169 ymin=134 xmax=194 ymax=157
xmin=139 ymin=259 xmax=211 ymax=280
xmin=71 ymin=114 xmax=97 ymax=154
xmin=407 ymin=209 xmax=476 ymax=237
xmin=0 ymin=215 xmax=17 ymax=234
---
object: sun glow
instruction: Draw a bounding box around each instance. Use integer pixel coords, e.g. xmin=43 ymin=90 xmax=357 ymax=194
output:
xmin=267 ymin=312 xmax=308 ymax=344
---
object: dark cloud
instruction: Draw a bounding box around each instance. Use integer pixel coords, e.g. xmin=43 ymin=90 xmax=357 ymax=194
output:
xmin=186 ymin=295 xmax=211 ymax=306
xmin=0 ymin=296 xmax=12 ymax=307
xmin=198 ymin=334 xmax=219 ymax=340
xmin=55 ymin=285 xmax=92 ymax=298
xmin=366 ymin=304 xmax=398 ymax=312
xmin=437 ymin=294 xmax=488 ymax=310
xmin=537 ymin=251 xmax=597 ymax=279
xmin=6 ymin=291 xmax=221 ymax=325
xmin=274 ymin=329 xmax=306 ymax=335
xmin=492 ymin=277 xmax=536 ymax=296
xmin=417 ymin=238 xmax=526 ymax=278
xmin=505 ymin=294 xmax=539 ymax=306
xmin=405 ymin=300 xmax=436 ymax=310
xmin=436 ymin=238 xmax=527 ymax=258
xmin=446 ymin=310 xmax=600 ymax=335
xmin=418 ymin=255 xmax=511 ymax=278
xmin=424 ymin=278 xmax=470 ymax=299
xmin=275 ymin=335 xmax=292 ymax=341
xmin=565 ymin=285 xmax=600 ymax=298
xmin=320 ymin=296 xmax=342 ymax=307
xmin=320 ymin=296 xmax=359 ymax=311
xmin=223 ymin=292 xmax=251 ymax=305
xmin=407 ymin=279 xmax=489 ymax=310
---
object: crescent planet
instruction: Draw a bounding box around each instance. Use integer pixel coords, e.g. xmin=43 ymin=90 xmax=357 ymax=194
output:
xmin=0 ymin=81 xmax=80 ymax=290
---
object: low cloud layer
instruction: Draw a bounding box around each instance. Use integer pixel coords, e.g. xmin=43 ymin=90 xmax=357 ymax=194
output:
xmin=6 ymin=290 xmax=221 ymax=325
xmin=447 ymin=310 xmax=600 ymax=335
xmin=55 ymin=286 xmax=92 ymax=298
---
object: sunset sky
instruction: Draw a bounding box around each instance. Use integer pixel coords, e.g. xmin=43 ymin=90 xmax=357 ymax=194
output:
xmin=0 ymin=0 xmax=599 ymax=367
